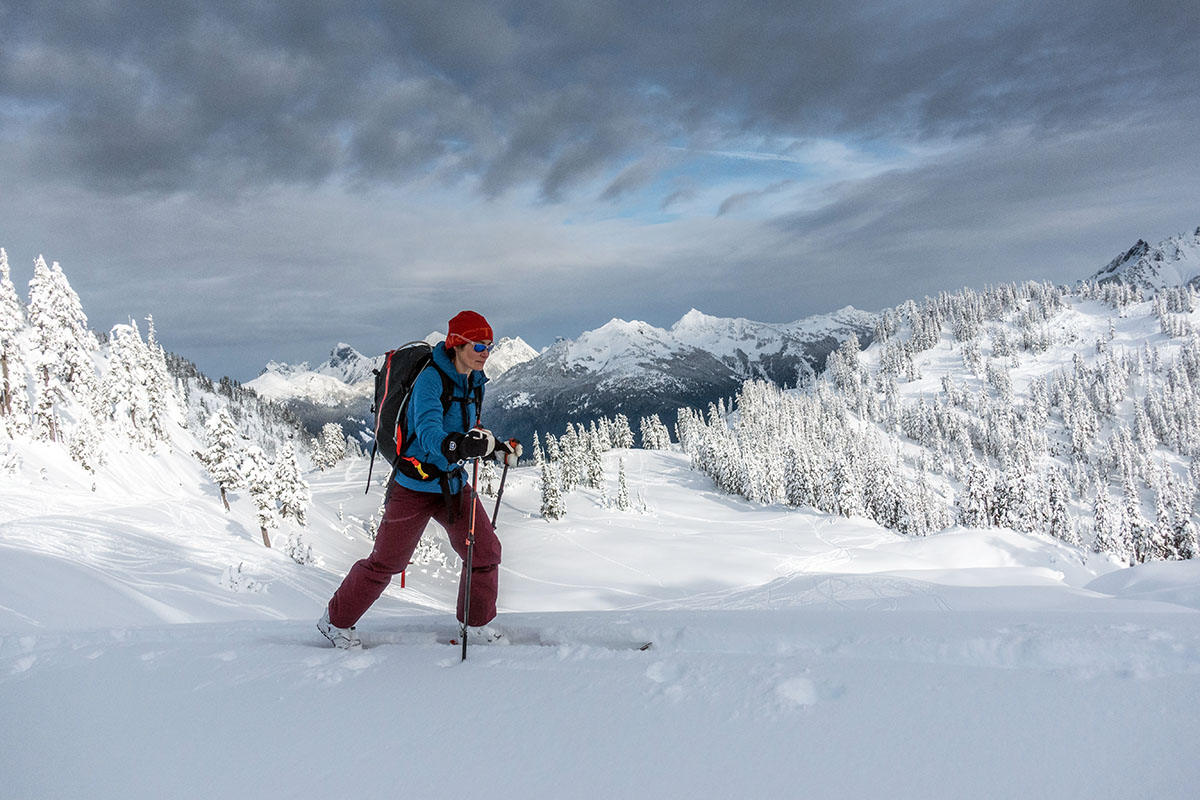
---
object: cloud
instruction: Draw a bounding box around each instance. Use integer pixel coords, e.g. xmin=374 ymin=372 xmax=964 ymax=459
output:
xmin=4 ymin=1 xmax=1195 ymax=200
xmin=2 ymin=1 xmax=1199 ymax=381
xmin=717 ymin=180 xmax=795 ymax=217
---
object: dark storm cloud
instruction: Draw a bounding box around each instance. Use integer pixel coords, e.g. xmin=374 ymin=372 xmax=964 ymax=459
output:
xmin=4 ymin=0 xmax=1197 ymax=200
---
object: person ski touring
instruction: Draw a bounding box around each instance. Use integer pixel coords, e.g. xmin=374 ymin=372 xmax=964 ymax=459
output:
xmin=318 ymin=310 xmax=521 ymax=649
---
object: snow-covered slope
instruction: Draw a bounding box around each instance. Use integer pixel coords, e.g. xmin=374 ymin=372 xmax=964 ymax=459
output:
xmin=246 ymin=369 xmax=364 ymax=406
xmin=248 ymin=343 xmax=374 ymax=407
xmin=1086 ymin=226 xmax=1200 ymax=291
xmin=4 ymin=446 xmax=1200 ymax=799
xmin=671 ymin=305 xmax=877 ymax=379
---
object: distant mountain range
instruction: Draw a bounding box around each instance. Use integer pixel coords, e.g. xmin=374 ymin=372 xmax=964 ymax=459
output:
xmin=247 ymin=307 xmax=877 ymax=446
xmin=247 ymin=225 xmax=1200 ymax=448
xmin=483 ymin=307 xmax=877 ymax=446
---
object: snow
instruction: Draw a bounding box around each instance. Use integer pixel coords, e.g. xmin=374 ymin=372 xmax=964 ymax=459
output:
xmin=247 ymin=335 xmax=539 ymax=405
xmin=671 ymin=304 xmax=877 ymax=360
xmin=484 ymin=336 xmax=540 ymax=378
xmin=1087 ymin=227 xmax=1200 ymax=290
xmin=245 ymin=368 xmax=365 ymax=405
xmin=4 ymin=443 xmax=1200 ymax=799
xmin=552 ymin=307 xmax=878 ymax=372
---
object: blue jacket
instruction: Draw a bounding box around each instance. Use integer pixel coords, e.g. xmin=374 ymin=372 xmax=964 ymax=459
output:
xmin=394 ymin=342 xmax=487 ymax=494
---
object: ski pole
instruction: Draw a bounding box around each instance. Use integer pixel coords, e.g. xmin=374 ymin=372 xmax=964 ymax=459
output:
xmin=460 ymin=457 xmax=480 ymax=662
xmin=490 ymin=439 xmax=519 ymax=524
xmin=492 ymin=460 xmax=510 ymax=524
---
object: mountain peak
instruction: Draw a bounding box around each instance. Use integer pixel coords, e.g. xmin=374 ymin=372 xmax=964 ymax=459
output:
xmin=326 ymin=342 xmax=363 ymax=368
xmin=1087 ymin=226 xmax=1200 ymax=291
xmin=674 ymin=308 xmax=718 ymax=328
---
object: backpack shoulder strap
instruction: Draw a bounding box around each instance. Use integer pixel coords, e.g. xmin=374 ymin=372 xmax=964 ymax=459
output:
xmin=414 ymin=357 xmax=482 ymax=433
xmin=425 ymin=359 xmax=458 ymax=414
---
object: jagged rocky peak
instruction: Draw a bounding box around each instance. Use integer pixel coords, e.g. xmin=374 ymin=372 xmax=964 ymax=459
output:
xmin=1086 ymin=225 xmax=1200 ymax=291
xmin=327 ymin=342 xmax=360 ymax=368
xmin=257 ymin=358 xmax=309 ymax=378
xmin=312 ymin=343 xmax=376 ymax=385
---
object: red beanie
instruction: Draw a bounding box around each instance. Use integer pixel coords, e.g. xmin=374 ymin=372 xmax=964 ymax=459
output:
xmin=446 ymin=310 xmax=493 ymax=347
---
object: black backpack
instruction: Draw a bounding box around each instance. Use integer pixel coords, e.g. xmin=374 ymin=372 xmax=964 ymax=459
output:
xmin=364 ymin=341 xmax=483 ymax=494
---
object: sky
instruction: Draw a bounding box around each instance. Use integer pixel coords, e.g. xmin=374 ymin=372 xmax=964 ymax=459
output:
xmin=1 ymin=0 xmax=1198 ymax=381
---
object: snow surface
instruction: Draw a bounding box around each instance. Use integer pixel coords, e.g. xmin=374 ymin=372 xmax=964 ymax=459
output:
xmin=4 ymin=443 xmax=1200 ymax=799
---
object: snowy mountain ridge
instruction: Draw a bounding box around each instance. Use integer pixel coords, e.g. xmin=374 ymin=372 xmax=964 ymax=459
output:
xmin=1087 ymin=226 xmax=1200 ymax=291
xmin=539 ymin=306 xmax=877 ymax=380
xmin=482 ymin=306 xmax=878 ymax=447
xmin=670 ymin=305 xmax=877 ymax=360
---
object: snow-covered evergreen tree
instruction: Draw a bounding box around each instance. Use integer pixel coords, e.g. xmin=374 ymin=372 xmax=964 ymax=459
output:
xmin=639 ymin=414 xmax=672 ymax=449
xmin=274 ymin=441 xmax=310 ymax=528
xmin=1092 ymin=481 xmax=1122 ymax=560
xmin=481 ymin=456 xmax=498 ymax=497
xmin=540 ymin=460 xmax=565 ymax=521
xmin=103 ymin=321 xmax=155 ymax=449
xmin=242 ymin=445 xmax=279 ymax=548
xmin=559 ymin=425 xmax=581 ymax=492
xmin=282 ymin=532 xmax=318 ymax=565
xmin=958 ymin=462 xmax=994 ymax=529
xmin=784 ymin=446 xmax=820 ymax=510
xmin=141 ymin=315 xmax=175 ymax=442
xmin=68 ymin=407 xmax=106 ymax=474
xmin=27 ymin=257 xmax=99 ymax=402
xmin=0 ymin=249 xmax=31 ymax=437
xmin=831 ymin=455 xmax=863 ymax=518
xmin=1046 ymin=467 xmax=1079 ymax=545
xmin=412 ymin=530 xmax=451 ymax=572
xmin=313 ymin=422 xmax=345 ymax=471
xmin=201 ymin=409 xmax=243 ymax=511
xmin=1169 ymin=476 xmax=1199 ymax=559
xmin=616 ymin=458 xmax=632 ymax=511
xmin=584 ymin=429 xmax=606 ymax=491
xmin=531 ymin=432 xmax=545 ymax=468
xmin=611 ymin=413 xmax=635 ymax=449
xmin=31 ymin=373 xmax=66 ymax=442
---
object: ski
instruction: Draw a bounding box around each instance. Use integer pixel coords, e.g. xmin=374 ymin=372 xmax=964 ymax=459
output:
xmin=446 ymin=636 xmax=653 ymax=651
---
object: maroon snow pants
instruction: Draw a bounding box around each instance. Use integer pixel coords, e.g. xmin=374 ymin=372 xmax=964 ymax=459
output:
xmin=327 ymin=481 xmax=501 ymax=628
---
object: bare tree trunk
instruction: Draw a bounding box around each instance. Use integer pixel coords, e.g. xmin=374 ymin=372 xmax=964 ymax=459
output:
xmin=220 ymin=487 xmax=230 ymax=512
xmin=261 ymin=527 xmax=271 ymax=548
xmin=1 ymin=354 xmax=11 ymax=416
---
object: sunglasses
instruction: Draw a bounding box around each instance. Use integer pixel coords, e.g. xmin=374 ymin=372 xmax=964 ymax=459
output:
xmin=464 ymin=340 xmax=494 ymax=353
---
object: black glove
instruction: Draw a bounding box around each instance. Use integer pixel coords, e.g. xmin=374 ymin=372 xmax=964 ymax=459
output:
xmin=442 ymin=428 xmax=496 ymax=461
xmin=493 ymin=438 xmax=523 ymax=467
